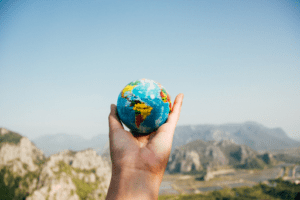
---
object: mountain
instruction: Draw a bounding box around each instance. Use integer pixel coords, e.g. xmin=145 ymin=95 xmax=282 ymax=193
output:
xmin=166 ymin=139 xmax=276 ymax=175
xmin=0 ymin=128 xmax=111 ymax=200
xmin=171 ymin=121 xmax=300 ymax=152
xmin=33 ymin=122 xmax=298 ymax=158
xmin=100 ymin=121 xmax=299 ymax=167
xmin=33 ymin=133 xmax=109 ymax=157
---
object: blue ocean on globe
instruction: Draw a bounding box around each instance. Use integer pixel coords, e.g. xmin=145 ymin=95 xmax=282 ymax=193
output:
xmin=117 ymin=78 xmax=172 ymax=134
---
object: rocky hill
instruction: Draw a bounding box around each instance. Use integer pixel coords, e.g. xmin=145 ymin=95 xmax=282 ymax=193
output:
xmin=0 ymin=128 xmax=112 ymax=200
xmin=172 ymin=121 xmax=299 ymax=152
xmin=0 ymin=128 xmax=45 ymax=199
xmin=27 ymin=149 xmax=111 ymax=200
xmin=166 ymin=139 xmax=276 ymax=174
xmin=268 ymin=146 xmax=300 ymax=164
xmin=268 ymin=146 xmax=300 ymax=157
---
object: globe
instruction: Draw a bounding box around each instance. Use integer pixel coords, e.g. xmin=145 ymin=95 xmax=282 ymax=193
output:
xmin=117 ymin=78 xmax=172 ymax=135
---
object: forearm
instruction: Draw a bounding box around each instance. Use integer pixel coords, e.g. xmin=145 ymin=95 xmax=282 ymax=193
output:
xmin=105 ymin=168 xmax=163 ymax=200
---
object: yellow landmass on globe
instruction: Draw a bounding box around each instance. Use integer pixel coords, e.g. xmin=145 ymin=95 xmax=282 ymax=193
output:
xmin=133 ymin=102 xmax=153 ymax=121
xmin=121 ymin=85 xmax=137 ymax=98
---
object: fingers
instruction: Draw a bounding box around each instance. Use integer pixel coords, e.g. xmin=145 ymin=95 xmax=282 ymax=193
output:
xmin=108 ymin=104 xmax=124 ymax=133
xmin=155 ymin=93 xmax=184 ymax=134
xmin=166 ymin=93 xmax=184 ymax=130
xmin=148 ymin=93 xmax=184 ymax=157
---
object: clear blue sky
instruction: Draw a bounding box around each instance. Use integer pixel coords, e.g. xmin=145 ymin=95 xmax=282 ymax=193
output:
xmin=0 ymin=0 xmax=299 ymax=141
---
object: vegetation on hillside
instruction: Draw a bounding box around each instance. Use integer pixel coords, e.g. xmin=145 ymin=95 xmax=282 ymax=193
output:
xmin=0 ymin=131 xmax=22 ymax=148
xmin=56 ymin=160 xmax=104 ymax=200
xmin=0 ymin=166 xmax=40 ymax=200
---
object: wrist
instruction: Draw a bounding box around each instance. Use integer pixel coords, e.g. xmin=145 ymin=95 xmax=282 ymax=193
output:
xmin=106 ymin=167 xmax=163 ymax=200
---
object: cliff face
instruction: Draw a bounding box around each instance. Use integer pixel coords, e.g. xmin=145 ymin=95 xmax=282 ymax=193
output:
xmin=0 ymin=137 xmax=44 ymax=174
xmin=168 ymin=150 xmax=202 ymax=173
xmin=0 ymin=128 xmax=45 ymax=199
xmin=167 ymin=139 xmax=275 ymax=174
xmin=27 ymin=149 xmax=111 ymax=200
xmin=0 ymin=128 xmax=112 ymax=200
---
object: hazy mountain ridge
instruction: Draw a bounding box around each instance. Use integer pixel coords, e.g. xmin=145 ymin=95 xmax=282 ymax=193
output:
xmin=172 ymin=121 xmax=299 ymax=152
xmin=32 ymin=121 xmax=298 ymax=158
xmin=0 ymin=128 xmax=111 ymax=200
xmin=31 ymin=121 xmax=299 ymax=161
xmin=33 ymin=133 xmax=109 ymax=157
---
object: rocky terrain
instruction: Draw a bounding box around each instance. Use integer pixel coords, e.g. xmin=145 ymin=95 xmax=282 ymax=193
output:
xmin=0 ymin=128 xmax=45 ymax=199
xmin=166 ymin=139 xmax=276 ymax=176
xmin=268 ymin=146 xmax=300 ymax=164
xmin=0 ymin=128 xmax=112 ymax=200
xmin=1 ymin=122 xmax=298 ymax=199
xmin=27 ymin=149 xmax=111 ymax=200
xmin=268 ymin=146 xmax=300 ymax=157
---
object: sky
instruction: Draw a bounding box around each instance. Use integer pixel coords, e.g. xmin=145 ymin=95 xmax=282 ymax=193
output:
xmin=0 ymin=0 xmax=299 ymax=141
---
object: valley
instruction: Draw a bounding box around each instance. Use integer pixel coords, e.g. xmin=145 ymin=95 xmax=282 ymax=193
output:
xmin=159 ymin=164 xmax=300 ymax=195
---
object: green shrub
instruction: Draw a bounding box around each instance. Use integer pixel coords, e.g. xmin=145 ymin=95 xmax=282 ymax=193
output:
xmin=0 ymin=167 xmax=28 ymax=200
xmin=72 ymin=177 xmax=98 ymax=200
xmin=0 ymin=132 xmax=22 ymax=147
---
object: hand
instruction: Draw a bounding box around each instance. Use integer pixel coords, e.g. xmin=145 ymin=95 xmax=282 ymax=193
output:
xmin=106 ymin=93 xmax=184 ymax=200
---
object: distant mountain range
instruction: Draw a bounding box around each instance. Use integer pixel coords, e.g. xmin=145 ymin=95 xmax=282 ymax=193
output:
xmin=33 ymin=133 xmax=109 ymax=157
xmin=30 ymin=121 xmax=299 ymax=157
xmin=171 ymin=121 xmax=300 ymax=153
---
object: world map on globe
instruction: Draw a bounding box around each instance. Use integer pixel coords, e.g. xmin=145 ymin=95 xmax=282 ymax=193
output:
xmin=117 ymin=78 xmax=172 ymax=134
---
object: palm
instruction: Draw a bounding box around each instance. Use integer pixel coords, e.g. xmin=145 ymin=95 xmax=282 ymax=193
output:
xmin=110 ymin=124 xmax=173 ymax=175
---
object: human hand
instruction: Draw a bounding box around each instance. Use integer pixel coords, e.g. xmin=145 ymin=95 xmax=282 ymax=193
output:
xmin=106 ymin=93 xmax=184 ymax=200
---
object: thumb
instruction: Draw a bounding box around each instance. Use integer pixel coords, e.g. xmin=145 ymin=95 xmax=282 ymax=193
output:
xmin=108 ymin=104 xmax=124 ymax=133
xmin=108 ymin=104 xmax=136 ymax=153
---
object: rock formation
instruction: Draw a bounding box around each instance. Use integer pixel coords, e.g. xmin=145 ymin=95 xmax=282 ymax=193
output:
xmin=0 ymin=128 xmax=45 ymax=199
xmin=27 ymin=149 xmax=111 ymax=200
xmin=167 ymin=139 xmax=275 ymax=174
xmin=168 ymin=150 xmax=202 ymax=173
xmin=0 ymin=128 xmax=10 ymax=135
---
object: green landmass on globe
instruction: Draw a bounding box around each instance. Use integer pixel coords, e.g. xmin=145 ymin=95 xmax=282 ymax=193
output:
xmin=117 ymin=78 xmax=172 ymax=134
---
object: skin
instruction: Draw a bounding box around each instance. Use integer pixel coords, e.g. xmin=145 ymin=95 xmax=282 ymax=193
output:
xmin=106 ymin=93 xmax=184 ymax=200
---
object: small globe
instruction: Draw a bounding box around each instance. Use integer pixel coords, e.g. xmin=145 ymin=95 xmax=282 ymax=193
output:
xmin=117 ymin=78 xmax=172 ymax=135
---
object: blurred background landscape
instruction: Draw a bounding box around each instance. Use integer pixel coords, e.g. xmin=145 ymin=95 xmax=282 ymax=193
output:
xmin=0 ymin=0 xmax=299 ymax=199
